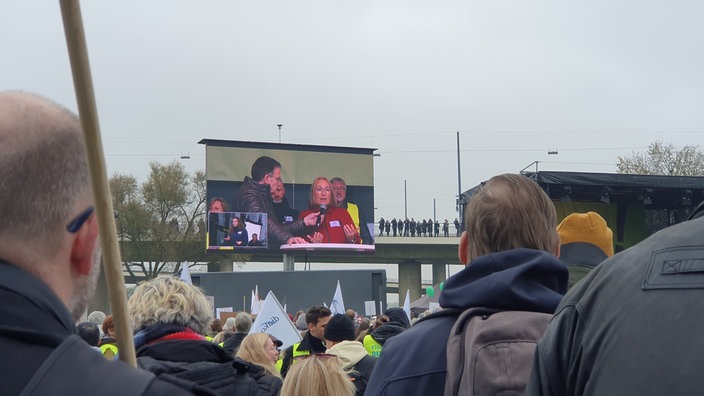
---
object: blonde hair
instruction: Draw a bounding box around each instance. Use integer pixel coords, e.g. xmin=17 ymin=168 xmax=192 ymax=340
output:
xmin=465 ymin=174 xmax=558 ymax=261
xmin=128 ymin=276 xmax=212 ymax=334
xmin=236 ymin=332 xmax=281 ymax=378
xmin=308 ymin=177 xmax=336 ymax=208
xmin=281 ymin=354 xmax=355 ymax=396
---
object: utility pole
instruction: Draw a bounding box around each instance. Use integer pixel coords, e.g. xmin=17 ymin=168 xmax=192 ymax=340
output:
xmin=456 ymin=131 xmax=463 ymax=222
xmin=404 ymin=179 xmax=408 ymax=219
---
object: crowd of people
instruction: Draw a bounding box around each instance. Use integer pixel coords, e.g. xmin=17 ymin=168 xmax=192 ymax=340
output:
xmin=376 ymin=217 xmax=462 ymax=237
xmin=5 ymin=90 xmax=704 ymax=395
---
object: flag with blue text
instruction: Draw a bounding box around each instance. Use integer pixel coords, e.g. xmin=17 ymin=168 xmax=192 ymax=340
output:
xmin=330 ymin=280 xmax=346 ymax=315
xmin=249 ymin=291 xmax=301 ymax=349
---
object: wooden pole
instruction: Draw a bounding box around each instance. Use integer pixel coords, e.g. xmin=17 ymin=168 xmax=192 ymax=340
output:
xmin=59 ymin=0 xmax=137 ymax=367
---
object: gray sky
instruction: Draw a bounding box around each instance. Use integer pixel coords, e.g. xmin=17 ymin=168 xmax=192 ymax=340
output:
xmin=4 ymin=1 xmax=704 ymax=223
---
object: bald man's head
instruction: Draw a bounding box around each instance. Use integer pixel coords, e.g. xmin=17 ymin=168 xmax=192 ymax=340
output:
xmin=0 ymin=91 xmax=90 ymax=257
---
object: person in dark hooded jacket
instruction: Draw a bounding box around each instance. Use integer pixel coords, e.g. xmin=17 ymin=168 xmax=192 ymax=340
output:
xmin=365 ymin=174 xmax=568 ymax=396
xmin=130 ymin=276 xmax=260 ymax=395
xmin=363 ymin=307 xmax=410 ymax=357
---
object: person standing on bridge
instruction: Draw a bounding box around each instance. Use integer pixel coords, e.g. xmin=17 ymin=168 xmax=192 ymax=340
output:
xmin=366 ymin=174 xmax=568 ymax=395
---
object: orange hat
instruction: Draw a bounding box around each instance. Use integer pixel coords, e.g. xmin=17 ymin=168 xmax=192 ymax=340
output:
xmin=557 ymin=212 xmax=614 ymax=257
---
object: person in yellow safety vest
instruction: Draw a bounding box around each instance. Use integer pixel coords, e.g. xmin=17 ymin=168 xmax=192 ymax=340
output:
xmin=363 ymin=333 xmax=383 ymax=358
xmin=362 ymin=307 xmax=411 ymax=358
xmin=276 ymin=305 xmax=332 ymax=377
xmin=330 ymin=177 xmax=374 ymax=245
xmin=99 ymin=315 xmax=118 ymax=360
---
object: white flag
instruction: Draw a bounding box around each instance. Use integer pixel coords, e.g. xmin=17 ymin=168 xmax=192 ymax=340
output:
xmin=180 ymin=261 xmax=192 ymax=285
xmin=249 ymin=291 xmax=302 ymax=350
xmin=330 ymin=280 xmax=346 ymax=315
xmin=251 ymin=286 xmax=262 ymax=315
xmin=403 ymin=289 xmax=411 ymax=321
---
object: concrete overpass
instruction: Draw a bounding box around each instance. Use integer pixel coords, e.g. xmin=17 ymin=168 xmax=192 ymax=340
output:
xmin=118 ymin=237 xmax=463 ymax=302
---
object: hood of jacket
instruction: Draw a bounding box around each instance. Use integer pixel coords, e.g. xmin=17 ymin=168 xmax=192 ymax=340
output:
xmin=137 ymin=338 xmax=232 ymax=364
xmin=439 ymin=248 xmax=567 ymax=313
xmin=327 ymin=340 xmax=368 ymax=370
xmin=370 ymin=323 xmax=406 ymax=345
xmin=383 ymin=307 xmax=410 ymax=329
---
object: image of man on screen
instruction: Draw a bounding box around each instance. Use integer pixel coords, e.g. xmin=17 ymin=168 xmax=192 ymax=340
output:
xmin=247 ymin=233 xmax=263 ymax=246
xmin=272 ymin=180 xmax=299 ymax=224
xmin=299 ymin=177 xmax=360 ymax=244
xmin=330 ymin=176 xmax=374 ymax=245
xmin=233 ymin=156 xmax=318 ymax=247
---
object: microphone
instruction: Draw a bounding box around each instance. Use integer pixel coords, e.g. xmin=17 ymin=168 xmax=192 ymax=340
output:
xmin=316 ymin=204 xmax=327 ymax=227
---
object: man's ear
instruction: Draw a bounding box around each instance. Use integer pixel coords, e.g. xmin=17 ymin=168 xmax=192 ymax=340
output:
xmin=458 ymin=231 xmax=469 ymax=265
xmin=70 ymin=215 xmax=99 ymax=276
xmin=307 ymin=322 xmax=315 ymax=332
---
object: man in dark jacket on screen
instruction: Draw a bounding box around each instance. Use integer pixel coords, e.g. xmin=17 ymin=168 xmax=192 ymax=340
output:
xmin=365 ymin=174 xmax=568 ymax=396
xmin=234 ymin=156 xmax=318 ymax=247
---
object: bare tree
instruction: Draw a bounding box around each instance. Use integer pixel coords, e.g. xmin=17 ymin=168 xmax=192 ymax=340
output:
xmin=111 ymin=161 xmax=208 ymax=281
xmin=617 ymin=141 xmax=704 ymax=176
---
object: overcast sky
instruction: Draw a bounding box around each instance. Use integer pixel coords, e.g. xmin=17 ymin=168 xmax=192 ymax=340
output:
xmin=4 ymin=1 xmax=704 ymax=222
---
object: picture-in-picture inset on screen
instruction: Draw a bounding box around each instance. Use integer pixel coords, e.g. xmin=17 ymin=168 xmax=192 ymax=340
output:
xmin=208 ymin=212 xmax=267 ymax=250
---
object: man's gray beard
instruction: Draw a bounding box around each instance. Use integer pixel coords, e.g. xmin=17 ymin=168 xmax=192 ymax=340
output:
xmin=70 ymin=246 xmax=101 ymax=321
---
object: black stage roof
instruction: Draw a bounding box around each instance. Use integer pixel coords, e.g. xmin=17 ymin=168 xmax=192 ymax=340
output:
xmin=461 ymin=171 xmax=704 ymax=210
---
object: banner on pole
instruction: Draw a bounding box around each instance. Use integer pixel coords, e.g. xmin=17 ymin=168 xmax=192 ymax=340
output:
xmin=330 ymin=280 xmax=346 ymax=315
xmin=249 ymin=291 xmax=302 ymax=350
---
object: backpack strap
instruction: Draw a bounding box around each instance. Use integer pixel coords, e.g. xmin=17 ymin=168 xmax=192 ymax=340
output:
xmin=21 ymin=335 xmax=155 ymax=396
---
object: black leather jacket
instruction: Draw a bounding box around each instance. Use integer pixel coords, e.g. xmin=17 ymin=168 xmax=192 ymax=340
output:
xmin=234 ymin=177 xmax=310 ymax=247
xmin=527 ymin=214 xmax=704 ymax=396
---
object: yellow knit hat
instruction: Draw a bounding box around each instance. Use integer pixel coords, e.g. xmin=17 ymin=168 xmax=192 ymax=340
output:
xmin=557 ymin=212 xmax=614 ymax=257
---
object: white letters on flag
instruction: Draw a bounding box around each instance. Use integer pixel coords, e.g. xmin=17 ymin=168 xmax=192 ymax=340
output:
xmin=403 ymin=289 xmax=411 ymax=321
xmin=180 ymin=262 xmax=192 ymax=285
xmin=330 ymin=280 xmax=346 ymax=315
xmin=249 ymin=291 xmax=301 ymax=350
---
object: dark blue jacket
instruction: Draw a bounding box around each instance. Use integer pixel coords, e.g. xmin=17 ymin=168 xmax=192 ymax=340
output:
xmin=365 ymin=248 xmax=567 ymax=396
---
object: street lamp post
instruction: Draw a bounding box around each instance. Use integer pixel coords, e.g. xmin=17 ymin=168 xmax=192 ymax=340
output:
xmin=404 ymin=179 xmax=407 ymax=219
xmin=277 ymin=124 xmax=283 ymax=143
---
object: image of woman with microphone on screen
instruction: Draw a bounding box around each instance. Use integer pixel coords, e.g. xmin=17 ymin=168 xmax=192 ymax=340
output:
xmin=299 ymin=177 xmax=360 ymax=244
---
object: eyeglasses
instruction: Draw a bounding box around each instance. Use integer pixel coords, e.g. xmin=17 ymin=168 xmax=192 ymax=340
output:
xmin=66 ymin=206 xmax=119 ymax=233
xmin=331 ymin=187 xmax=346 ymax=192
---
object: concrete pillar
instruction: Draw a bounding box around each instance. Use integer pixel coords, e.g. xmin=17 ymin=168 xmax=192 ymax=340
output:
xmin=398 ymin=259 xmax=422 ymax=302
xmin=209 ymin=257 xmax=233 ymax=272
xmin=283 ymin=254 xmax=295 ymax=271
xmin=89 ymin=263 xmax=110 ymax=314
xmin=432 ymin=261 xmax=447 ymax=286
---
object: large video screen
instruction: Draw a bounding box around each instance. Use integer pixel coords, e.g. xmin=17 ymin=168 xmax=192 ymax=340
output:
xmin=200 ymin=139 xmax=376 ymax=255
